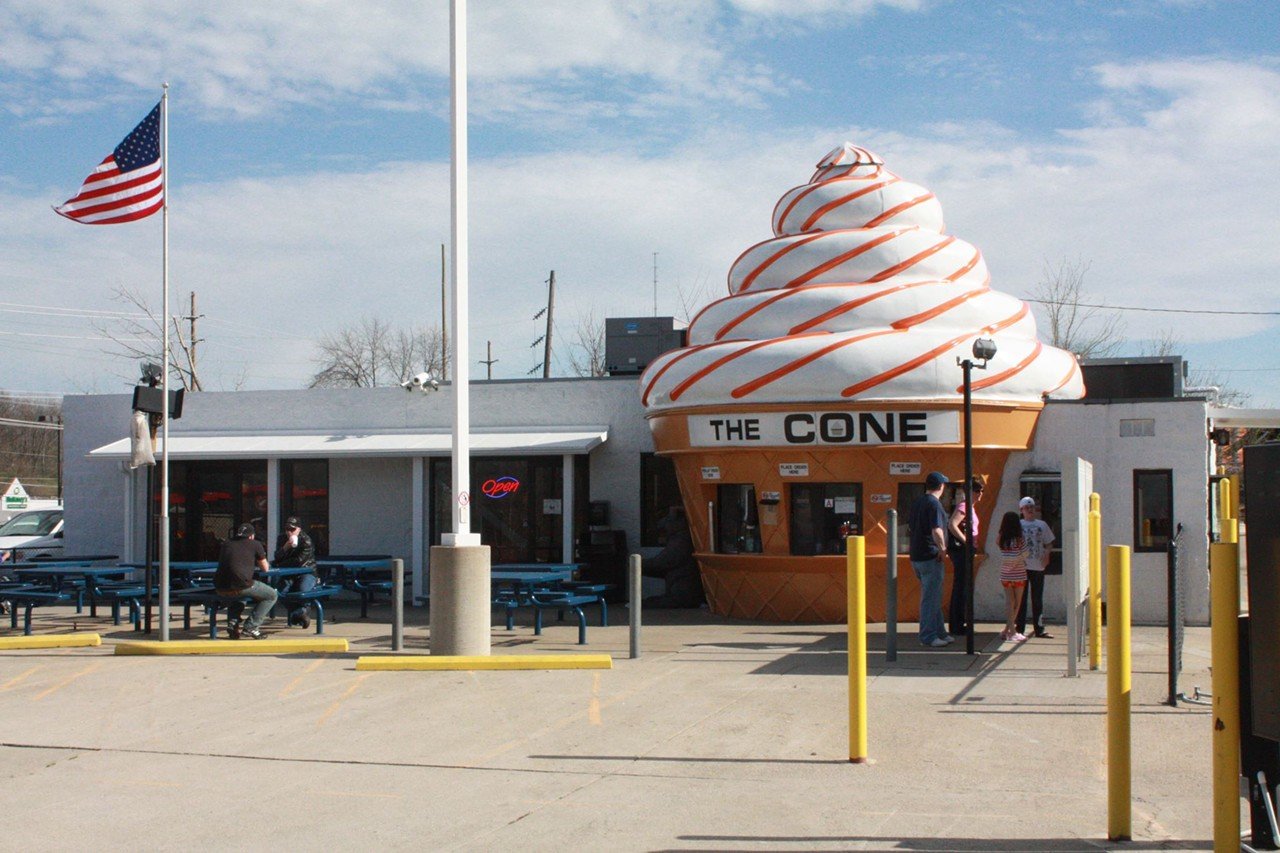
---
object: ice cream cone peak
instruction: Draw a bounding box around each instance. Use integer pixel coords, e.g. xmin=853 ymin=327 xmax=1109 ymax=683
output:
xmin=639 ymin=145 xmax=1085 ymax=410
xmin=818 ymin=143 xmax=884 ymax=168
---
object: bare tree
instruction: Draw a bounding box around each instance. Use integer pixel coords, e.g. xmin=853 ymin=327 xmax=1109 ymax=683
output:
xmin=0 ymin=393 xmax=62 ymax=500
xmin=566 ymin=311 xmax=608 ymax=377
xmin=674 ymin=272 xmax=719 ymax=326
xmin=309 ymin=318 xmax=448 ymax=388
xmin=1028 ymin=258 xmax=1125 ymax=359
xmin=95 ymin=285 xmax=202 ymax=390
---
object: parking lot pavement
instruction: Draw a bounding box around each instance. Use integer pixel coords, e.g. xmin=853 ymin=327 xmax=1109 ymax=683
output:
xmin=0 ymin=604 xmax=1220 ymax=850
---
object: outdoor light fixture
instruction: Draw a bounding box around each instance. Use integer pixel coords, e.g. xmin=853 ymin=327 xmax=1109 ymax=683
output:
xmin=139 ymin=361 xmax=163 ymax=387
xmin=401 ymin=372 xmax=441 ymax=393
xmin=957 ymin=338 xmax=997 ymax=655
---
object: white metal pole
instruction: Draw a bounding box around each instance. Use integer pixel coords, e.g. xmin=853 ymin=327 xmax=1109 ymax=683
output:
xmin=562 ymin=453 xmax=574 ymax=564
xmin=444 ymin=0 xmax=478 ymax=546
xmin=159 ymin=82 xmax=171 ymax=641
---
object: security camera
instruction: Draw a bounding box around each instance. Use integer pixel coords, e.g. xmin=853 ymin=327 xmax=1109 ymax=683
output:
xmin=402 ymin=372 xmax=439 ymax=392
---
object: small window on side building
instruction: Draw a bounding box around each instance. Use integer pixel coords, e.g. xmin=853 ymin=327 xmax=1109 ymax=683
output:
xmin=1134 ymin=469 xmax=1173 ymax=552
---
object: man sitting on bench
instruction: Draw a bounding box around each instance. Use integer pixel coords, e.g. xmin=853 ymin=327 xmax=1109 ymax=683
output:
xmin=274 ymin=515 xmax=318 ymax=630
xmin=214 ymin=523 xmax=276 ymax=640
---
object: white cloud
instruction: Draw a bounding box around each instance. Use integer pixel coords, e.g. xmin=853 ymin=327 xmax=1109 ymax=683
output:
xmin=1 ymin=56 xmax=1277 ymax=400
xmin=0 ymin=0 xmax=881 ymax=121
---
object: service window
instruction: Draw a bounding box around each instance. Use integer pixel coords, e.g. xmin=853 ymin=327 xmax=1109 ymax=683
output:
xmin=790 ymin=483 xmax=862 ymax=556
xmin=1134 ymin=469 xmax=1174 ymax=552
xmin=896 ymin=482 xmax=926 ymax=554
xmin=717 ymin=484 xmax=760 ymax=553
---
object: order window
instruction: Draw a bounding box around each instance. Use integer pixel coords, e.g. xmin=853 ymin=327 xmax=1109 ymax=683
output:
xmin=790 ymin=483 xmax=862 ymax=556
xmin=896 ymin=482 xmax=926 ymax=554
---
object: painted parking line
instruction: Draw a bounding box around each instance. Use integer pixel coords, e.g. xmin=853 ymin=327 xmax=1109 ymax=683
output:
xmin=33 ymin=661 xmax=102 ymax=701
xmin=2 ymin=666 xmax=41 ymax=691
xmin=279 ymin=658 xmax=327 ymax=699
xmin=315 ymin=673 xmax=370 ymax=728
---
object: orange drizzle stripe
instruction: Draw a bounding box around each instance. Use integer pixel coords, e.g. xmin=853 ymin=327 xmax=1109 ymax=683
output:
xmin=945 ymin=248 xmax=983 ymax=282
xmin=788 ymin=280 xmax=940 ymax=335
xmin=785 ymin=228 xmax=912 ymax=290
xmin=891 ymin=287 xmax=989 ymax=329
xmin=840 ymin=305 xmax=1029 ymax=398
xmin=1046 ymin=359 xmax=1080 ymax=396
xmin=641 ymin=341 xmax=731 ymax=407
xmin=866 ymin=235 xmax=956 ymax=283
xmin=669 ymin=332 xmax=828 ymax=402
xmin=864 ymin=192 xmax=935 ymax=229
xmin=966 ymin=341 xmax=1043 ymax=392
xmin=735 ymin=231 xmax=828 ymax=293
xmin=688 ymin=291 xmax=739 ymax=332
xmin=715 ymin=288 xmax=807 ymax=340
xmin=799 ymin=177 xmax=899 ymax=232
xmin=731 ymin=329 xmax=898 ymax=399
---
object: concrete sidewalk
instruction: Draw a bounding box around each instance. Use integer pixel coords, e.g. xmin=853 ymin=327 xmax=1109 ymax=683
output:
xmin=0 ymin=603 xmax=1220 ymax=850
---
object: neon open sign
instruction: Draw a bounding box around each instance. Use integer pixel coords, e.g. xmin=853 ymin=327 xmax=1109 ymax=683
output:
xmin=481 ymin=476 xmax=521 ymax=499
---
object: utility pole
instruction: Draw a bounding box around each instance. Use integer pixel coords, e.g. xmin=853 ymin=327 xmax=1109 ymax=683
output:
xmin=181 ymin=291 xmax=203 ymax=391
xmin=653 ymin=252 xmax=658 ymax=316
xmin=479 ymin=340 xmax=498 ymax=380
xmin=542 ymin=270 xmax=555 ymax=379
xmin=440 ymin=243 xmax=448 ymax=381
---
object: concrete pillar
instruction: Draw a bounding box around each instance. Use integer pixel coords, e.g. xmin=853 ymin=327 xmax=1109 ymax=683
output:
xmin=429 ymin=544 xmax=491 ymax=655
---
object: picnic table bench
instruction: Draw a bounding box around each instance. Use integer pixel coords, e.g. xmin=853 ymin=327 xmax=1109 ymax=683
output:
xmin=5 ymin=588 xmax=76 ymax=635
xmin=174 ymin=584 xmax=343 ymax=638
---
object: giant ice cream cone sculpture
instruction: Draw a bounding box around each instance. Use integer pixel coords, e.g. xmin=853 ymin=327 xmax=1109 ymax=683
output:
xmin=641 ymin=143 xmax=1084 ymax=622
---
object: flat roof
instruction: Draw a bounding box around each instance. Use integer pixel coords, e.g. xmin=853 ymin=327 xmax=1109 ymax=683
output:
xmin=89 ymin=428 xmax=609 ymax=460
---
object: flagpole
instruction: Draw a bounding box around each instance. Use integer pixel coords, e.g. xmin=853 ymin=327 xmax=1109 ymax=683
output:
xmin=159 ymin=82 xmax=171 ymax=641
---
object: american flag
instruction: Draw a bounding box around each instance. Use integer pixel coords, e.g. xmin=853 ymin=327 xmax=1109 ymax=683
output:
xmin=55 ymin=102 xmax=163 ymax=225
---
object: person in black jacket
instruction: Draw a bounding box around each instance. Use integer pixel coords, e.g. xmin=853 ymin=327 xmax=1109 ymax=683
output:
xmin=275 ymin=516 xmax=318 ymax=629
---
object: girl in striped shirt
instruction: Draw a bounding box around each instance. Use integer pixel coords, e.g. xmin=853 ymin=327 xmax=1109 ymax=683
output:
xmin=997 ymin=511 xmax=1028 ymax=642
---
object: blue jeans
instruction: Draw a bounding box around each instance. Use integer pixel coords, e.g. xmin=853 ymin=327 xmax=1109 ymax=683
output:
xmin=910 ymin=557 xmax=946 ymax=644
xmin=288 ymin=572 xmax=317 ymax=622
xmin=221 ymin=581 xmax=278 ymax=630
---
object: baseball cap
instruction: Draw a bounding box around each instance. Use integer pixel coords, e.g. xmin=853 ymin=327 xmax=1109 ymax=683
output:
xmin=925 ymin=471 xmax=949 ymax=489
xmin=284 ymin=516 xmax=301 ymax=529
xmin=234 ymin=523 xmax=255 ymax=539
xmin=1019 ymin=497 xmax=1036 ymax=509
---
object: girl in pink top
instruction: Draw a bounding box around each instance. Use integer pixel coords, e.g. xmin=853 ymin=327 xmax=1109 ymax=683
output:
xmin=997 ymin=511 xmax=1028 ymax=643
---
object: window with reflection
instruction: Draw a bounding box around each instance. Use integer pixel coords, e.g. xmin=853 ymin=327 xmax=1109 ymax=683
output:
xmin=1134 ymin=469 xmax=1173 ymax=552
xmin=280 ymin=459 xmax=329 ymax=557
xmin=790 ymin=483 xmax=862 ymax=556
xmin=716 ymin=484 xmax=760 ymax=553
xmin=640 ymin=453 xmax=682 ymax=547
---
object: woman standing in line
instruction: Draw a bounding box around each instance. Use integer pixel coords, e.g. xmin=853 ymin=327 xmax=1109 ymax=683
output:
xmin=997 ymin=511 xmax=1029 ymax=643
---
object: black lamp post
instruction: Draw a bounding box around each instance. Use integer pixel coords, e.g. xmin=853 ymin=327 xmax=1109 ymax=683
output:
xmin=959 ymin=337 xmax=996 ymax=655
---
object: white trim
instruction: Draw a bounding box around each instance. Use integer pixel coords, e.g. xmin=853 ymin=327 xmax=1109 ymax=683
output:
xmin=89 ymin=428 xmax=609 ymax=460
xmin=562 ymin=453 xmax=574 ymax=564
xmin=266 ymin=457 xmax=280 ymax=555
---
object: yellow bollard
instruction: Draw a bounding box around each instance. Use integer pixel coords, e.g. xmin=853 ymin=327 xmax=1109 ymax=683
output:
xmin=847 ymin=535 xmax=867 ymax=763
xmin=1210 ymin=541 xmax=1241 ymax=852
xmin=1089 ymin=494 xmax=1102 ymax=671
xmin=1218 ymin=478 xmax=1238 ymax=544
xmin=1106 ymin=544 xmax=1131 ymax=842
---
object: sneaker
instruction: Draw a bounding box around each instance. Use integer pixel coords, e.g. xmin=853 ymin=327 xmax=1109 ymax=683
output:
xmin=927 ymin=637 xmax=950 ymax=647
xmin=940 ymin=634 xmax=955 ymax=645
xmin=999 ymin=629 xmax=1011 ymax=641
xmin=240 ymin=625 xmax=265 ymax=640
xmin=1012 ymin=632 xmax=1028 ymax=643
xmin=1034 ymin=629 xmax=1054 ymax=639
xmin=298 ymin=612 xmax=311 ymax=631
xmin=225 ymin=620 xmax=242 ymax=640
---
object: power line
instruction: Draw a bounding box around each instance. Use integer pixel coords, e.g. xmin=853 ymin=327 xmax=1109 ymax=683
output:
xmin=1026 ymin=298 xmax=1280 ymax=317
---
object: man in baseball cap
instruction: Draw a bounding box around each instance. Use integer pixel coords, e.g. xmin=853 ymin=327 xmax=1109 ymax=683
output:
xmin=907 ymin=472 xmax=954 ymax=647
xmin=212 ymin=523 xmax=276 ymax=639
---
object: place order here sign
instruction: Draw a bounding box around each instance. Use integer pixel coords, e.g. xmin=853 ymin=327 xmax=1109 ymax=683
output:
xmin=687 ymin=411 xmax=961 ymax=447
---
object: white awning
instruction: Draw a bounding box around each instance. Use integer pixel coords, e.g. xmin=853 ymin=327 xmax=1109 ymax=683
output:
xmin=89 ymin=428 xmax=608 ymax=460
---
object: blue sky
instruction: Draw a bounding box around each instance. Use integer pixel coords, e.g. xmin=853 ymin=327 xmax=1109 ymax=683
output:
xmin=1 ymin=0 xmax=1278 ymax=404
